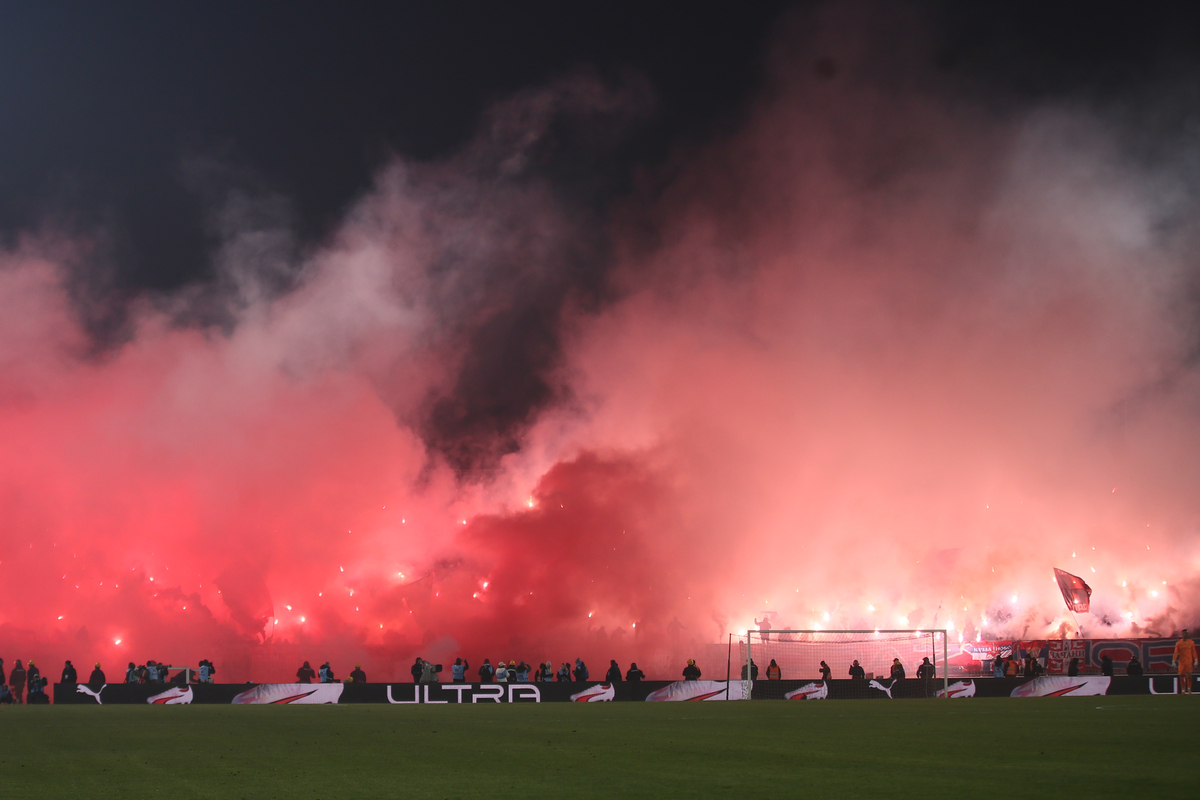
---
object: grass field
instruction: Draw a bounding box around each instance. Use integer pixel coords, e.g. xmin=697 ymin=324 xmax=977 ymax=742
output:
xmin=1 ymin=696 xmax=1191 ymax=798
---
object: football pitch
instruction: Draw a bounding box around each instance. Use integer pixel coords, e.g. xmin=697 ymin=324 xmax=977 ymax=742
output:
xmin=1 ymin=696 xmax=1190 ymax=798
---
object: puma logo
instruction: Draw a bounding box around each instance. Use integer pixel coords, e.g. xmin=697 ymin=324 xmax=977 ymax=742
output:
xmin=75 ymin=684 xmax=105 ymax=704
xmin=869 ymin=679 xmax=894 ymax=699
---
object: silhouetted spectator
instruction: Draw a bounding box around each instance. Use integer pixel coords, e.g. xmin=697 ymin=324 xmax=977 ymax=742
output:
xmin=573 ymin=659 xmax=589 ymax=681
xmin=0 ymin=657 xmax=5 ymax=685
xmin=27 ymin=661 xmax=40 ymax=690
xmin=125 ymin=662 xmax=138 ymax=683
xmin=741 ymin=659 xmax=759 ymax=680
xmin=890 ymin=659 xmax=906 ymax=680
xmin=605 ymin=660 xmax=622 ymax=682
xmin=0 ymin=684 xmax=11 ymax=704
xmin=848 ymin=660 xmax=865 ymax=681
xmin=296 ymin=661 xmax=316 ymax=683
xmin=556 ymin=662 xmax=571 ymax=681
xmin=819 ymin=660 xmax=831 ymax=681
xmin=478 ymin=659 xmax=494 ymax=683
xmin=682 ymin=659 xmax=702 ymax=680
xmin=1126 ymin=655 xmax=1144 ymax=677
xmin=88 ymin=663 xmax=106 ymax=687
xmin=451 ymin=658 xmax=468 ymax=683
xmin=61 ymin=660 xmax=78 ymax=684
xmin=10 ymin=660 xmax=26 ymax=704
xmin=626 ymin=663 xmax=645 ymax=681
xmin=349 ymin=664 xmax=367 ymax=684
xmin=1067 ymin=658 xmax=1080 ymax=676
xmin=1101 ymin=655 xmax=1114 ymax=677
xmin=410 ymin=657 xmax=424 ymax=684
xmin=27 ymin=675 xmax=49 ymax=704
xmin=755 ymin=616 xmax=772 ymax=642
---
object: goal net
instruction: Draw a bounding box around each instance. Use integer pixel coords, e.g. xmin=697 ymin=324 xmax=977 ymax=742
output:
xmin=732 ymin=630 xmax=948 ymax=699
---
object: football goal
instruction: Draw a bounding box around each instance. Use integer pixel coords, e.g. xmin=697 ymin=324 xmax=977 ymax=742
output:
xmin=731 ymin=629 xmax=949 ymax=699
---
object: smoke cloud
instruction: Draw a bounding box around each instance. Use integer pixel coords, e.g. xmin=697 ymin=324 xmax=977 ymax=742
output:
xmin=3 ymin=9 xmax=1200 ymax=681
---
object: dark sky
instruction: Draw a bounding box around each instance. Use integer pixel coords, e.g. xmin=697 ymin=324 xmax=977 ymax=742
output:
xmin=4 ymin=1 xmax=1200 ymax=471
xmin=5 ymin=2 xmax=1199 ymax=291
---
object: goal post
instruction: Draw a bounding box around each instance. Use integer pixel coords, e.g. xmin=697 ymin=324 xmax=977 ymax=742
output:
xmin=737 ymin=629 xmax=949 ymax=699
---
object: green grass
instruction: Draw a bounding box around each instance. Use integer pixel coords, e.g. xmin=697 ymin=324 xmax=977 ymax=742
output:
xmin=0 ymin=696 xmax=1191 ymax=798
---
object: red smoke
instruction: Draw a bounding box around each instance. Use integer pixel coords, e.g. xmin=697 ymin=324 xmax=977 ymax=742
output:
xmin=3 ymin=13 xmax=1200 ymax=682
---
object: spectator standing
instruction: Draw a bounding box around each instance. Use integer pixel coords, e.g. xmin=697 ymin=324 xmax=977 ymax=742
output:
xmin=61 ymin=660 xmax=78 ymax=684
xmin=1126 ymin=655 xmax=1144 ymax=677
xmin=10 ymin=660 xmax=26 ymax=704
xmin=515 ymin=661 xmax=529 ymax=682
xmin=819 ymin=660 xmax=831 ymax=681
xmin=505 ymin=661 xmax=517 ymax=683
xmin=556 ymin=662 xmax=571 ymax=681
xmin=848 ymin=660 xmax=865 ymax=681
xmin=1067 ymin=658 xmax=1080 ymax=676
xmin=1004 ymin=657 xmax=1019 ymax=677
xmin=605 ymin=660 xmax=622 ymax=682
xmin=916 ymin=657 xmax=936 ymax=697
xmin=682 ymin=659 xmax=702 ymax=681
xmin=451 ymin=658 xmax=468 ymax=683
xmin=741 ymin=660 xmax=759 ymax=680
xmin=1100 ymin=655 xmax=1114 ymax=677
xmin=88 ymin=663 xmax=106 ymax=687
xmin=538 ymin=662 xmax=554 ymax=681
xmin=755 ymin=616 xmax=772 ymax=642
xmin=626 ymin=663 xmax=645 ymax=681
xmin=890 ymin=659 xmax=906 ymax=681
xmin=125 ymin=663 xmax=138 ymax=683
xmin=410 ymin=658 xmax=424 ymax=684
xmin=349 ymin=664 xmax=367 ymax=684
xmin=319 ymin=662 xmax=336 ymax=683
xmin=992 ymin=655 xmax=1005 ymax=678
xmin=573 ymin=659 xmax=589 ymax=682
xmin=0 ymin=657 xmax=5 ymax=686
xmin=296 ymin=661 xmax=316 ymax=683
xmin=1174 ymin=630 xmax=1197 ymax=695
xmin=478 ymin=659 xmax=494 ymax=683
xmin=495 ymin=661 xmax=509 ymax=682
xmin=766 ymin=659 xmax=782 ymax=680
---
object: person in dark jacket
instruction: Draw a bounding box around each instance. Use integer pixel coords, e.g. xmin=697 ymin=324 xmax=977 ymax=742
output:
xmin=557 ymin=662 xmax=572 ymax=681
xmin=88 ymin=663 xmax=106 ymax=687
xmin=848 ymin=660 xmax=865 ymax=681
xmin=296 ymin=661 xmax=316 ymax=683
xmin=539 ymin=661 xmax=554 ymax=681
xmin=318 ymin=662 xmax=336 ymax=683
xmin=682 ymin=659 xmax=702 ymax=680
xmin=572 ymin=659 xmax=589 ymax=682
xmin=10 ymin=660 xmax=27 ymax=704
xmin=1126 ymin=655 xmax=1144 ymax=677
xmin=478 ymin=659 xmax=494 ymax=683
xmin=61 ymin=660 xmax=78 ymax=684
xmin=0 ymin=657 xmax=6 ymax=685
xmin=125 ymin=663 xmax=138 ymax=683
xmin=1067 ymin=657 xmax=1080 ymax=676
xmin=819 ymin=660 xmax=831 ymax=681
xmin=349 ymin=664 xmax=367 ymax=684
xmin=626 ymin=663 xmax=645 ymax=681
xmin=605 ymin=660 xmax=622 ymax=682
xmin=1101 ymin=655 xmax=1114 ymax=677
xmin=916 ymin=656 xmax=936 ymax=696
xmin=0 ymin=684 xmax=11 ymax=704
xmin=27 ymin=675 xmax=49 ymax=704
xmin=27 ymin=661 xmax=40 ymax=690
xmin=890 ymin=659 xmax=906 ymax=680
xmin=506 ymin=661 xmax=518 ymax=682
xmin=410 ymin=657 xmax=424 ymax=684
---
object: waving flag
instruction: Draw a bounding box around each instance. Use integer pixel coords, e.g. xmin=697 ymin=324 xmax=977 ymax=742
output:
xmin=1054 ymin=568 xmax=1092 ymax=613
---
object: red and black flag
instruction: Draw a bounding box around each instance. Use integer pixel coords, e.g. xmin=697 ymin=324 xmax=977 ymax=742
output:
xmin=1053 ymin=568 xmax=1092 ymax=613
